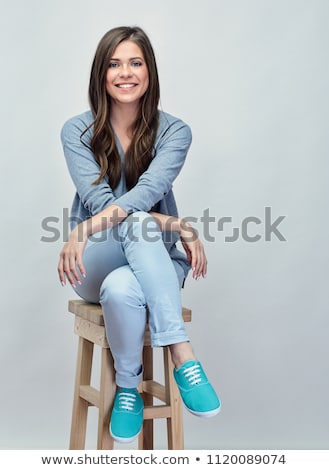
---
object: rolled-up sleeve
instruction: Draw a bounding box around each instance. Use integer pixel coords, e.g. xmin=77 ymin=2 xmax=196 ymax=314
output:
xmin=61 ymin=117 xmax=118 ymax=216
xmin=115 ymin=118 xmax=192 ymax=213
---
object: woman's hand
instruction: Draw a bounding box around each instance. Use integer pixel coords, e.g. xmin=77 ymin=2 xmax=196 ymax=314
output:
xmin=148 ymin=211 xmax=208 ymax=280
xmin=58 ymin=223 xmax=88 ymax=287
xmin=57 ymin=205 xmax=127 ymax=287
xmin=180 ymin=221 xmax=207 ymax=280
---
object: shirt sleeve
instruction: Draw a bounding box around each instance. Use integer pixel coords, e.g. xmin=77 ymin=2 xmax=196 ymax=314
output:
xmin=115 ymin=118 xmax=192 ymax=213
xmin=61 ymin=116 xmax=118 ymax=216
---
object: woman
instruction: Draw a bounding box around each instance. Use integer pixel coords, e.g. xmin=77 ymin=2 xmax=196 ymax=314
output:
xmin=58 ymin=26 xmax=220 ymax=444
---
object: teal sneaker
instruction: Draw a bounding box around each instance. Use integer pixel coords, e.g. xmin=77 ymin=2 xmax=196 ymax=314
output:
xmin=110 ymin=388 xmax=144 ymax=443
xmin=174 ymin=360 xmax=220 ymax=417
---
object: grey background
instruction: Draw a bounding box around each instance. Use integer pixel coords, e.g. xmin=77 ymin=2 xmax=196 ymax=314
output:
xmin=0 ymin=0 xmax=328 ymax=449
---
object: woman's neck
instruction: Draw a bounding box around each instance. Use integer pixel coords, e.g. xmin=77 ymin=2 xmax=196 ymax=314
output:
xmin=110 ymin=102 xmax=140 ymax=153
xmin=110 ymin=101 xmax=139 ymax=135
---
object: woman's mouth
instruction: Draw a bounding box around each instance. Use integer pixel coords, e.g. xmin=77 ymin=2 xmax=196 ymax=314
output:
xmin=116 ymin=83 xmax=137 ymax=88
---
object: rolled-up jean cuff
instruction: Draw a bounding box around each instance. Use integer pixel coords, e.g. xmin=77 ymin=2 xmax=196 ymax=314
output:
xmin=151 ymin=331 xmax=190 ymax=348
xmin=115 ymin=366 xmax=144 ymax=389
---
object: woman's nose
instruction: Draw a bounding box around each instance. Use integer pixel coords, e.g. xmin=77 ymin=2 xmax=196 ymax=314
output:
xmin=119 ymin=64 xmax=132 ymax=77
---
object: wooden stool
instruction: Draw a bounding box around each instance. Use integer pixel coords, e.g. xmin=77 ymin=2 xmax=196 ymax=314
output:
xmin=68 ymin=299 xmax=192 ymax=450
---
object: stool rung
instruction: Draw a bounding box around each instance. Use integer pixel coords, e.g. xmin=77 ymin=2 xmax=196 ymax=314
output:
xmin=144 ymin=405 xmax=171 ymax=420
xmin=80 ymin=385 xmax=100 ymax=407
xmin=80 ymin=384 xmax=172 ymax=420
xmin=142 ymin=380 xmax=166 ymax=403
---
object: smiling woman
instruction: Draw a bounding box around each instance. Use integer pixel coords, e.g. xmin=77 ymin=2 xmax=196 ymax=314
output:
xmin=106 ymin=41 xmax=150 ymax=154
xmin=87 ymin=27 xmax=160 ymax=191
xmin=58 ymin=26 xmax=220 ymax=445
xmin=106 ymin=41 xmax=149 ymax=108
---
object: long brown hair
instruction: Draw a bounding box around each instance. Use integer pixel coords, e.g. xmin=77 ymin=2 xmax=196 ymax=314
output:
xmin=83 ymin=26 xmax=160 ymax=190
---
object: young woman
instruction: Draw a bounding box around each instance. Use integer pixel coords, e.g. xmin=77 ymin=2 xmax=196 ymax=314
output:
xmin=58 ymin=26 xmax=220 ymax=444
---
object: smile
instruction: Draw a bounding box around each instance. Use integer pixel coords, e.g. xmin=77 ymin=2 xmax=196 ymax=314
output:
xmin=116 ymin=83 xmax=137 ymax=88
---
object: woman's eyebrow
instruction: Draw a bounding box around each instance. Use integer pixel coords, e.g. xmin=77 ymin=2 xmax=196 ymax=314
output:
xmin=110 ymin=56 xmax=144 ymax=61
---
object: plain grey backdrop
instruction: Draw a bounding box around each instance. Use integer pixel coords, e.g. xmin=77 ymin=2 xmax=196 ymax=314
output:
xmin=0 ymin=0 xmax=328 ymax=449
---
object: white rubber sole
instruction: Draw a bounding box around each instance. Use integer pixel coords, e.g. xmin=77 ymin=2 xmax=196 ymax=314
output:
xmin=184 ymin=404 xmax=221 ymax=418
xmin=110 ymin=426 xmax=142 ymax=444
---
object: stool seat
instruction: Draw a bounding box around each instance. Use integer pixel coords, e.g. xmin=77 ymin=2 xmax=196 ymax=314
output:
xmin=68 ymin=299 xmax=191 ymax=450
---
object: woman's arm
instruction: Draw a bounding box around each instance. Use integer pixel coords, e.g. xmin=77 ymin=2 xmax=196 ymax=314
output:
xmin=58 ymin=206 xmax=206 ymax=287
xmin=61 ymin=115 xmax=119 ymax=216
xmin=62 ymin=114 xmax=192 ymax=219
xmin=149 ymin=212 xmax=207 ymax=280
xmin=114 ymin=118 xmax=192 ymax=214
xmin=58 ymin=204 xmax=127 ymax=287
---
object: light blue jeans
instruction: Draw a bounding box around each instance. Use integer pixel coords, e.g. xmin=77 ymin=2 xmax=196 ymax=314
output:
xmin=73 ymin=211 xmax=190 ymax=388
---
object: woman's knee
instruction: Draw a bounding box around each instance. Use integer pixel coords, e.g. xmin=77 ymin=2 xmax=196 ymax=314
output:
xmin=99 ymin=265 xmax=146 ymax=308
xmin=123 ymin=211 xmax=161 ymax=243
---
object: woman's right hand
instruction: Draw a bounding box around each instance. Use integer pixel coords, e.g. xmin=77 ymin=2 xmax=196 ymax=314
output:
xmin=57 ymin=223 xmax=88 ymax=288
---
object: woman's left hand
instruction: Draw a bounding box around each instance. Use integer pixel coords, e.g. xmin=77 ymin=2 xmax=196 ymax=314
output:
xmin=180 ymin=221 xmax=207 ymax=280
xmin=57 ymin=224 xmax=88 ymax=287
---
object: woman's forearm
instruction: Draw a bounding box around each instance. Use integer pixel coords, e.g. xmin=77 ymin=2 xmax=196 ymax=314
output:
xmin=149 ymin=212 xmax=181 ymax=232
xmin=149 ymin=211 xmax=196 ymax=241
xmin=71 ymin=207 xmax=196 ymax=243
xmin=59 ymin=207 xmax=205 ymax=286
xmin=74 ymin=204 xmax=128 ymax=239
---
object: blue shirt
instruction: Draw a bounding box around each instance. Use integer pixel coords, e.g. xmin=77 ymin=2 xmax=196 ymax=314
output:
xmin=61 ymin=109 xmax=192 ymax=276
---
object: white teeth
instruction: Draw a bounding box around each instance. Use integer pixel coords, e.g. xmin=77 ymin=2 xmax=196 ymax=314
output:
xmin=118 ymin=84 xmax=135 ymax=88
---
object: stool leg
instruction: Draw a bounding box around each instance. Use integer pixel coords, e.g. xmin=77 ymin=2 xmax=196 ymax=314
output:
xmin=138 ymin=345 xmax=154 ymax=450
xmin=70 ymin=337 xmax=93 ymax=449
xmin=97 ymin=348 xmax=116 ymax=449
xmin=164 ymin=347 xmax=184 ymax=450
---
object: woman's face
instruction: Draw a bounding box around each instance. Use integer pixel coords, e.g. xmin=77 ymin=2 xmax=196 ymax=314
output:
xmin=106 ymin=40 xmax=149 ymax=107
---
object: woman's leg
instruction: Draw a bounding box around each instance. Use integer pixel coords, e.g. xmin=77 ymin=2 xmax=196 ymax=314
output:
xmin=116 ymin=211 xmax=190 ymax=347
xmin=99 ymin=265 xmax=147 ymax=388
xmin=72 ymin=230 xmax=146 ymax=388
xmin=73 ymin=213 xmax=191 ymax=384
xmin=73 ymin=214 xmax=219 ymax=424
xmin=72 ymin=229 xmax=128 ymax=304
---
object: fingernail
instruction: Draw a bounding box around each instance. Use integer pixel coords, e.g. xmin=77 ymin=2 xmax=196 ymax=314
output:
xmin=61 ymin=281 xmax=65 ymax=287
xmin=78 ymin=280 xmax=82 ymax=285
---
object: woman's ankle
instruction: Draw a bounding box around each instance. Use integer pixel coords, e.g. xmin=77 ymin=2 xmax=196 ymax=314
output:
xmin=169 ymin=341 xmax=196 ymax=369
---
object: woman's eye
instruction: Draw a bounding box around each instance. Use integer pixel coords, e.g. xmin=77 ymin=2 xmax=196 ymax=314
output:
xmin=109 ymin=62 xmax=119 ymax=68
xmin=131 ymin=61 xmax=142 ymax=67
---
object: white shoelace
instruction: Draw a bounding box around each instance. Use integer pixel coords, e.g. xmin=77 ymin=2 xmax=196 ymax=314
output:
xmin=183 ymin=364 xmax=203 ymax=386
xmin=118 ymin=392 xmax=136 ymax=411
